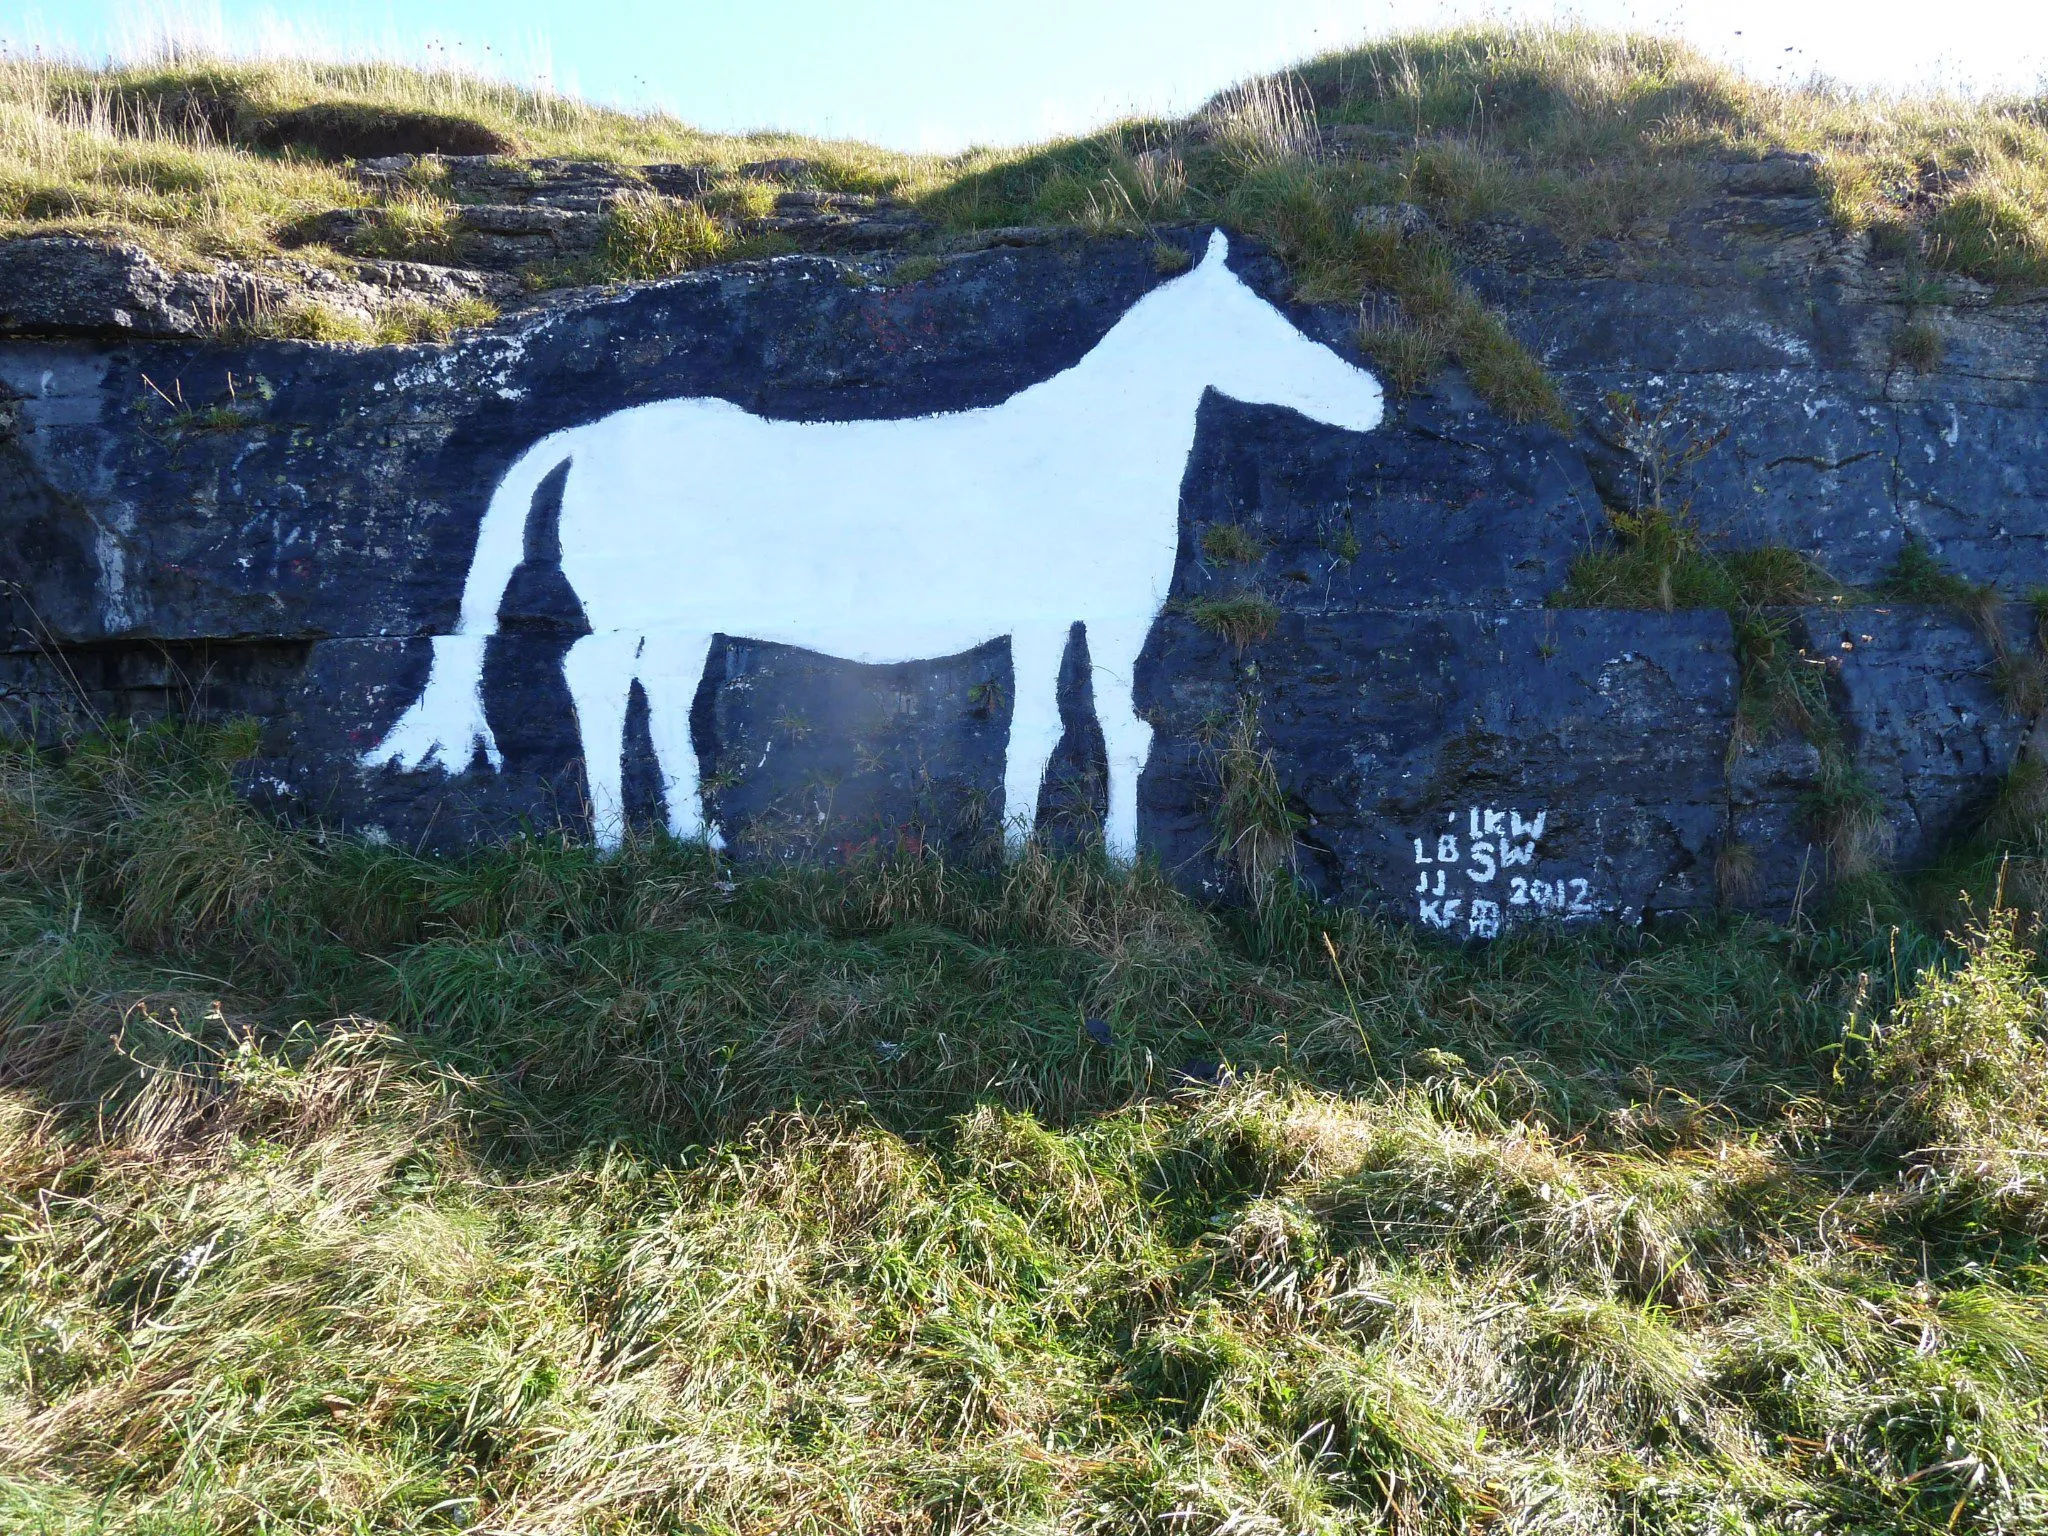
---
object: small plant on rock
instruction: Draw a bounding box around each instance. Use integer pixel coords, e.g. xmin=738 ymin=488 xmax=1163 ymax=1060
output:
xmin=1200 ymin=522 xmax=1265 ymax=566
xmin=1185 ymin=590 xmax=1281 ymax=649
xmin=1893 ymin=314 xmax=1945 ymax=371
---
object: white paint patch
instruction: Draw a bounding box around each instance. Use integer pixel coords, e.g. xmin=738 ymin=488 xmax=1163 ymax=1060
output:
xmin=92 ymin=521 xmax=130 ymax=630
xmin=364 ymin=231 xmax=1385 ymax=856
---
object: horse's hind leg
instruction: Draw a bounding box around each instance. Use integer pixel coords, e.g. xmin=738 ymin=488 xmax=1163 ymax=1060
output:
xmin=562 ymin=631 xmax=640 ymax=851
xmin=1002 ymin=628 xmax=1068 ymax=851
xmin=638 ymin=630 xmax=720 ymax=849
xmin=1088 ymin=622 xmax=1156 ymax=862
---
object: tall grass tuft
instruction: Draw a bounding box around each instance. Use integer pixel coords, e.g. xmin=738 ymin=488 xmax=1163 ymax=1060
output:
xmin=1866 ymin=907 xmax=2048 ymax=1231
xmin=1204 ymin=73 xmax=1321 ymax=172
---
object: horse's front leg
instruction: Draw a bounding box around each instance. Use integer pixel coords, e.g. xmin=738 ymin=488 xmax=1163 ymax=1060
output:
xmin=638 ymin=629 xmax=721 ymax=849
xmin=1002 ymin=628 xmax=1068 ymax=851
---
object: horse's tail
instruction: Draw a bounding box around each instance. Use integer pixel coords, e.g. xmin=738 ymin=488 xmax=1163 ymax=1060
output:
xmin=361 ymin=431 xmax=575 ymax=774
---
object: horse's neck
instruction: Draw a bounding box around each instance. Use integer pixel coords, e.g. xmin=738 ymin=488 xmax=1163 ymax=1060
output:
xmin=1016 ymin=297 xmax=1214 ymax=448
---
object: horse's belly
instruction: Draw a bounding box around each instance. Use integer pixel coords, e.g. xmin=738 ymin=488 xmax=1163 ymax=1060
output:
xmin=561 ymin=537 xmax=1014 ymax=628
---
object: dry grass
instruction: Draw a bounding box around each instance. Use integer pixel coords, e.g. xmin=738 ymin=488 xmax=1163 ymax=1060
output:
xmin=1203 ymin=73 xmax=1322 ymax=173
xmin=0 ymin=53 xmax=946 ymax=272
xmin=1207 ymin=702 xmax=1300 ymax=896
xmin=1864 ymin=906 xmax=2048 ymax=1232
xmin=7 ymin=26 xmax=2041 ymax=423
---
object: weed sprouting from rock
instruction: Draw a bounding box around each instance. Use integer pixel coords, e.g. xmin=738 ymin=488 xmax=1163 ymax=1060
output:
xmin=1208 ymin=702 xmax=1300 ymax=896
xmin=1184 ymin=590 xmax=1281 ymax=648
xmin=1893 ymin=314 xmax=1946 ymax=371
xmin=1200 ymin=522 xmax=1265 ymax=566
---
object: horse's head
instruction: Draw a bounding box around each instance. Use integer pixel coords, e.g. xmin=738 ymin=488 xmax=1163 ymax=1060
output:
xmin=1166 ymin=229 xmax=1384 ymax=435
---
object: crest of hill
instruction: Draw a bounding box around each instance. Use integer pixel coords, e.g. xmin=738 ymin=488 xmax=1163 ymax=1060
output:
xmin=3 ymin=27 xmax=2044 ymax=293
xmin=4 ymin=29 xmax=2045 ymax=422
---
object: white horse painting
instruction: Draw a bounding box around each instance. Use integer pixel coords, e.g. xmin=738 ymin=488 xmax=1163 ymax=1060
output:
xmin=363 ymin=230 xmax=1385 ymax=855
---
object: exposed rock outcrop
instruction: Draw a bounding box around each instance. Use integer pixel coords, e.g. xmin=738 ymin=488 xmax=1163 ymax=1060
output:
xmin=3 ymin=190 xmax=2041 ymax=931
xmin=0 ymin=153 xmax=934 ymax=347
xmin=0 ymin=235 xmax=512 ymax=340
xmin=1471 ymin=172 xmax=2048 ymax=586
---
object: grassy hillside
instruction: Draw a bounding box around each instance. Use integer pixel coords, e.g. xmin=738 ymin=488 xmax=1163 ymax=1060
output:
xmin=5 ymin=30 xmax=2047 ymax=415
xmin=8 ymin=29 xmax=2048 ymax=281
xmin=4 ymin=29 xmax=2048 ymax=1534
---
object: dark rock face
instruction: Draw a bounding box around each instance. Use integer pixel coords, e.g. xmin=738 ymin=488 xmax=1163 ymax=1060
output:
xmin=1461 ymin=170 xmax=2046 ymax=915
xmin=1471 ymin=184 xmax=2048 ymax=586
xmin=1815 ymin=604 xmax=2027 ymax=864
xmin=1141 ymin=608 xmax=1736 ymax=929
xmin=1721 ymin=605 xmax=2030 ymax=913
xmin=3 ymin=226 xmax=2040 ymax=931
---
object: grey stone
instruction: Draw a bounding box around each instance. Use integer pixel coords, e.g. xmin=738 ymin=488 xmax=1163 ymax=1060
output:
xmin=1351 ymin=202 xmax=1432 ymax=239
xmin=0 ymin=236 xmax=512 ymax=345
xmin=352 ymin=259 xmax=514 ymax=305
xmin=1813 ymin=604 xmax=2029 ymax=865
xmin=0 ymin=237 xmax=257 ymax=338
xmin=1716 ymin=153 xmax=1823 ymax=197
xmin=3 ymin=212 xmax=2044 ymax=932
xmin=456 ymin=203 xmax=599 ymax=237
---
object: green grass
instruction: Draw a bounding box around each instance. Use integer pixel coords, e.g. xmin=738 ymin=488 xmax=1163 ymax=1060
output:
xmin=1286 ymin=28 xmax=2048 ymax=293
xmin=1199 ymin=522 xmax=1265 ymax=566
xmin=3 ymin=724 xmax=2047 ymax=1533
xmin=237 ymin=292 xmax=501 ymax=344
xmin=1556 ymin=506 xmax=1838 ymax=614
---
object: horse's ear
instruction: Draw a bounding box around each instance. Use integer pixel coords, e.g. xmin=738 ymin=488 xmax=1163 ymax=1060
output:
xmin=1200 ymin=229 xmax=1230 ymax=270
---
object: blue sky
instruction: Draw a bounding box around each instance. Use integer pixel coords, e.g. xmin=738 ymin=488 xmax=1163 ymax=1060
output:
xmin=4 ymin=0 xmax=2044 ymax=151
